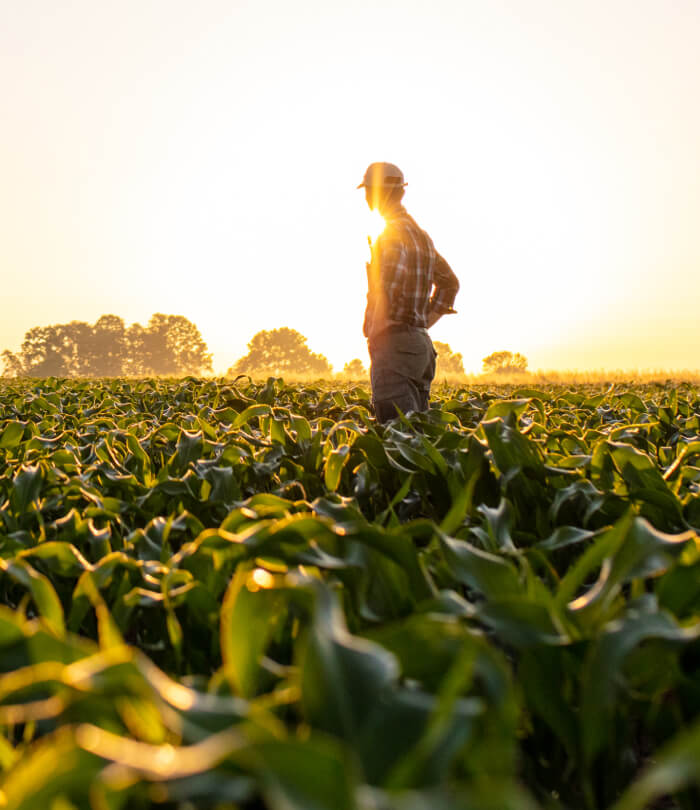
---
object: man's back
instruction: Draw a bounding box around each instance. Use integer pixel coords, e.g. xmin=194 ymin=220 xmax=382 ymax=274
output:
xmin=364 ymin=205 xmax=459 ymax=338
xmin=357 ymin=162 xmax=459 ymax=422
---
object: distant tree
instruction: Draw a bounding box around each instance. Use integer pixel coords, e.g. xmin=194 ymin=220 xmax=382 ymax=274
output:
xmin=2 ymin=313 xmax=212 ymax=377
xmin=84 ymin=315 xmax=128 ymax=376
xmin=1 ymin=350 xmax=23 ymax=377
xmin=341 ymin=358 xmax=368 ymax=379
xmin=231 ymin=328 xmax=332 ymax=377
xmin=2 ymin=321 xmax=92 ymax=377
xmin=129 ymin=313 xmax=212 ymax=376
xmin=122 ymin=323 xmax=149 ymax=376
xmin=482 ymin=350 xmax=528 ymax=375
xmin=434 ymin=341 xmax=465 ymax=377
xmin=2 ymin=326 xmax=57 ymax=376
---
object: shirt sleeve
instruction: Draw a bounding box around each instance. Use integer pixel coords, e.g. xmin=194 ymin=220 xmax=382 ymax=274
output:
xmin=429 ymin=253 xmax=459 ymax=315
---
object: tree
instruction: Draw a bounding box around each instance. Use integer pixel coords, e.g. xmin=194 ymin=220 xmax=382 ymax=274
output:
xmin=434 ymin=341 xmax=465 ymax=378
xmin=84 ymin=315 xmax=128 ymax=376
xmin=2 ymin=321 xmax=93 ymax=377
xmin=341 ymin=358 xmax=368 ymax=379
xmin=157 ymin=314 xmax=212 ymax=376
xmin=1 ymin=350 xmax=23 ymax=378
xmin=231 ymin=328 xmax=332 ymax=377
xmin=129 ymin=314 xmax=212 ymax=376
xmin=482 ymin=350 xmax=528 ymax=375
xmin=3 ymin=326 xmax=56 ymax=376
xmin=2 ymin=313 xmax=212 ymax=377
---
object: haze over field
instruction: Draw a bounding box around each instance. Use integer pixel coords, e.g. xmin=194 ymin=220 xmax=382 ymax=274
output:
xmin=2 ymin=1 xmax=699 ymax=375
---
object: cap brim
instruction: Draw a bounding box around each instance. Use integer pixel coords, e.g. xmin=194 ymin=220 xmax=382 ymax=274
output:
xmin=356 ymin=181 xmax=407 ymax=189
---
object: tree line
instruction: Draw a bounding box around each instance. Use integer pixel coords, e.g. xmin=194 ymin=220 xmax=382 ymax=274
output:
xmin=2 ymin=317 xmax=528 ymax=378
xmin=228 ymin=328 xmax=526 ymax=378
xmin=227 ymin=327 xmax=471 ymax=380
xmin=2 ymin=314 xmax=212 ymax=377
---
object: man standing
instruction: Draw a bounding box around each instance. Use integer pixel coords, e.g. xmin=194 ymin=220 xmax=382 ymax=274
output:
xmin=358 ymin=162 xmax=459 ymax=423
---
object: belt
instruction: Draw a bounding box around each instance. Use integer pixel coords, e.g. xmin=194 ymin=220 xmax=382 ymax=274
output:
xmin=382 ymin=323 xmax=427 ymax=335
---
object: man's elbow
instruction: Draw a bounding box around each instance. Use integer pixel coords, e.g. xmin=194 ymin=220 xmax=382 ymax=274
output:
xmin=446 ymin=277 xmax=459 ymax=301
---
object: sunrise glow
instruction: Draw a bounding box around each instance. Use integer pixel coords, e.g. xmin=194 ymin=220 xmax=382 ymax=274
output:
xmin=1 ymin=1 xmax=698 ymax=375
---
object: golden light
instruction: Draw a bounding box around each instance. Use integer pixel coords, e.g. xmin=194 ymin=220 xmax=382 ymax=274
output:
xmin=3 ymin=5 xmax=698 ymax=376
xmin=246 ymin=568 xmax=275 ymax=592
xmin=365 ymin=209 xmax=386 ymax=244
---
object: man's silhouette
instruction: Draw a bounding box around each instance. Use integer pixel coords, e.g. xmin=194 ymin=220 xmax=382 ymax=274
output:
xmin=358 ymin=162 xmax=459 ymax=423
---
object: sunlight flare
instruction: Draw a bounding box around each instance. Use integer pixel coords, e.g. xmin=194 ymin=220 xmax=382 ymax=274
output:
xmin=365 ymin=209 xmax=386 ymax=244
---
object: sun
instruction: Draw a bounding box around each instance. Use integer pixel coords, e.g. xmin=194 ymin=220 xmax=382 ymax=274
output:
xmin=365 ymin=209 xmax=386 ymax=243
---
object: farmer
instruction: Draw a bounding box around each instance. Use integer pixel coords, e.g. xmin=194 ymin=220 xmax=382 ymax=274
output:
xmin=358 ymin=162 xmax=459 ymax=423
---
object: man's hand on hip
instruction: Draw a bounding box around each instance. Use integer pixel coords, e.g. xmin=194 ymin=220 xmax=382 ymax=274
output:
xmin=426 ymin=310 xmax=442 ymax=329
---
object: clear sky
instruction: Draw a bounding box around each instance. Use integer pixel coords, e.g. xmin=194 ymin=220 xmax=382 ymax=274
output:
xmin=2 ymin=0 xmax=699 ymax=374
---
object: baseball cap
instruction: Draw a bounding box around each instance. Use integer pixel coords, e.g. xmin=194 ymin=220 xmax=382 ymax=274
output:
xmin=357 ymin=162 xmax=406 ymax=189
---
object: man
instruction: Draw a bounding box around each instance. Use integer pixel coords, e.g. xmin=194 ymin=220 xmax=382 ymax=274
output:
xmin=358 ymin=162 xmax=459 ymax=423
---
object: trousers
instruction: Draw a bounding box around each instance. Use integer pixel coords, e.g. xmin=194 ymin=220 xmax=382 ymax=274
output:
xmin=368 ymin=325 xmax=437 ymax=423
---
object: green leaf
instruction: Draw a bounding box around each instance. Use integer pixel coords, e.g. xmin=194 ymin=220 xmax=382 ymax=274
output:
xmin=233 ymin=404 xmax=272 ymax=428
xmin=480 ymin=417 xmax=545 ymax=479
xmin=252 ymin=737 xmax=360 ymax=810
xmin=11 ymin=464 xmax=44 ymax=515
xmin=439 ymin=472 xmax=477 ymax=535
xmin=536 ymin=525 xmax=596 ymax=551
xmin=477 ymin=597 xmax=568 ymax=647
xmin=483 ymin=398 xmax=532 ymax=422
xmin=324 ymin=444 xmax=351 ymax=492
xmin=476 ymin=498 xmax=517 ymax=552
xmin=220 ymin=564 xmax=288 ymax=698
xmin=439 ymin=534 xmax=522 ymax=599
xmin=580 ymin=597 xmax=700 ymax=765
xmin=174 ymin=429 xmax=204 ymax=469
xmin=556 ymin=511 xmax=634 ymax=610
xmin=299 ymin=582 xmax=399 ymax=745
xmin=19 ymin=542 xmax=91 ymax=577
xmin=0 ymin=420 xmax=26 ymax=449
xmin=0 ymin=559 xmax=65 ymax=638
xmin=616 ymin=392 xmax=645 ymax=412
xmin=125 ymin=432 xmax=153 ymax=483
xmin=608 ymin=517 xmax=695 ymax=583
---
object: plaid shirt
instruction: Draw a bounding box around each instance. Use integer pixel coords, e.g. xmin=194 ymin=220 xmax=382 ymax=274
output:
xmin=363 ymin=205 xmax=459 ymax=338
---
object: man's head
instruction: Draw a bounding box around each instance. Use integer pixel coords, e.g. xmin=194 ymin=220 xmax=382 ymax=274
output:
xmin=357 ymin=162 xmax=406 ymax=213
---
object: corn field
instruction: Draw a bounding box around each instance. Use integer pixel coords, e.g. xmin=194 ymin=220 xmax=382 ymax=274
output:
xmin=0 ymin=376 xmax=699 ymax=809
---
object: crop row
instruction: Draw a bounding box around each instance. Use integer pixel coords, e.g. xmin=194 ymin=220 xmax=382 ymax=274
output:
xmin=0 ymin=377 xmax=699 ymax=809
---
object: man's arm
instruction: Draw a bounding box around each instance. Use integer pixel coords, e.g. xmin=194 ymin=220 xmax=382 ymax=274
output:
xmin=427 ymin=253 xmax=459 ymax=327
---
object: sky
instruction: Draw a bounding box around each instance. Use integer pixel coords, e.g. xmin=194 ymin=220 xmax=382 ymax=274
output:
xmin=1 ymin=0 xmax=699 ymax=375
